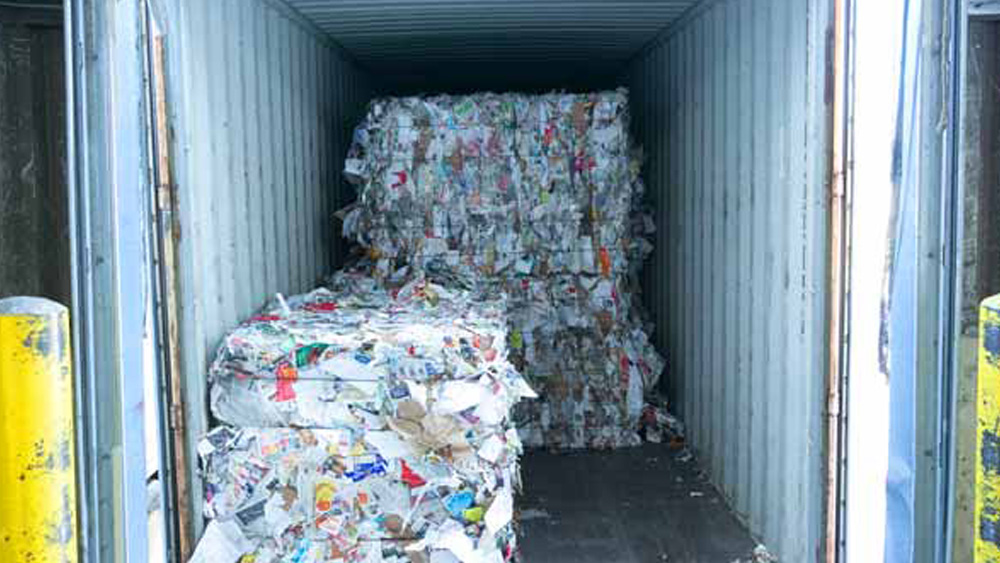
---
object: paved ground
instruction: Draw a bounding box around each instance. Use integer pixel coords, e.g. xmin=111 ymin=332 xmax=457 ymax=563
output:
xmin=519 ymin=444 xmax=759 ymax=563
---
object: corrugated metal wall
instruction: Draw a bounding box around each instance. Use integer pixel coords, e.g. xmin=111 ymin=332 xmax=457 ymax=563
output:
xmin=628 ymin=1 xmax=832 ymax=560
xmin=287 ymin=0 xmax=698 ymax=94
xmin=156 ymin=0 xmax=372 ymax=538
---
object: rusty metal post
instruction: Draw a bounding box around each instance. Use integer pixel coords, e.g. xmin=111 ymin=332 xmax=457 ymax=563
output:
xmin=0 ymin=297 xmax=77 ymax=562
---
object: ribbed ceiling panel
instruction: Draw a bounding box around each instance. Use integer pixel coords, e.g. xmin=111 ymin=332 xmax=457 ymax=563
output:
xmin=284 ymin=0 xmax=700 ymax=92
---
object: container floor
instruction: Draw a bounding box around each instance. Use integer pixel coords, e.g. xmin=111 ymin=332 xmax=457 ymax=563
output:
xmin=519 ymin=445 xmax=757 ymax=563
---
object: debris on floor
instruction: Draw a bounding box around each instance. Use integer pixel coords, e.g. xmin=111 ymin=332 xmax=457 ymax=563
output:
xmin=731 ymin=544 xmax=778 ymax=563
xmin=188 ymin=520 xmax=253 ymax=563
xmin=517 ymin=508 xmax=552 ymax=522
xmin=751 ymin=545 xmax=778 ymax=562
xmin=638 ymin=398 xmax=685 ymax=446
xmin=341 ymin=89 xmax=665 ymax=449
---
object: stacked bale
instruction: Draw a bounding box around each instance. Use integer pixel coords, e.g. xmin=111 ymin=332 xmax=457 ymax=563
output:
xmin=342 ymin=90 xmax=663 ymax=449
xmin=196 ymin=273 xmax=534 ymax=562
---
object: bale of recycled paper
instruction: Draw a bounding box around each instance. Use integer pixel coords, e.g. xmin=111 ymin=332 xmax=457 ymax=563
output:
xmin=197 ymin=271 xmax=534 ymax=562
xmin=341 ymin=89 xmax=664 ymax=449
xmin=198 ymin=426 xmax=522 ymax=563
xmin=208 ymin=271 xmax=530 ymax=430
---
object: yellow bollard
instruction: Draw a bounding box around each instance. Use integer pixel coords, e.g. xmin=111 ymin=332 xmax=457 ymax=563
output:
xmin=977 ymin=294 xmax=1000 ymax=562
xmin=0 ymin=297 xmax=78 ymax=563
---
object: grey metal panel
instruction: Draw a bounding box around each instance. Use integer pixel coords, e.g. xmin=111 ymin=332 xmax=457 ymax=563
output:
xmin=627 ymin=0 xmax=832 ymax=560
xmin=107 ymin=2 xmax=157 ymax=557
xmin=734 ymin=0 xmax=753 ymax=519
xmin=720 ymin=0 xmax=738 ymax=503
xmin=911 ymin=0 xmax=960 ymax=560
xmin=68 ymin=0 xmax=160 ymax=559
xmin=158 ymin=0 xmax=372 ymax=542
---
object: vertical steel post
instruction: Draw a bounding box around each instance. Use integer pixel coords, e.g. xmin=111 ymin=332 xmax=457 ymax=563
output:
xmin=0 ymin=297 xmax=77 ymax=562
xmin=977 ymin=294 xmax=1000 ymax=562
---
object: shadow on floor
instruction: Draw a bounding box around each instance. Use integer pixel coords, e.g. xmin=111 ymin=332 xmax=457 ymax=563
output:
xmin=519 ymin=444 xmax=759 ymax=563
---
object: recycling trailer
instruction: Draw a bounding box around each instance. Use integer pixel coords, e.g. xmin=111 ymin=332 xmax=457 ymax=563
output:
xmin=78 ymin=0 xmax=845 ymax=561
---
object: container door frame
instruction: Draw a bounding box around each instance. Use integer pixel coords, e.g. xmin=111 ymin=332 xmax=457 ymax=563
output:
xmin=886 ymin=0 xmax=966 ymax=561
xmin=66 ymin=0 xmax=167 ymax=561
xmin=951 ymin=0 xmax=1000 ymax=561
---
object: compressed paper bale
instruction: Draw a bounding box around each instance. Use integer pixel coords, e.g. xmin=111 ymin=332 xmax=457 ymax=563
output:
xmin=208 ymin=272 xmax=525 ymax=429
xmin=198 ymin=425 xmax=523 ymax=562
xmin=197 ymin=270 xmax=533 ymax=561
xmin=341 ymin=89 xmax=664 ymax=449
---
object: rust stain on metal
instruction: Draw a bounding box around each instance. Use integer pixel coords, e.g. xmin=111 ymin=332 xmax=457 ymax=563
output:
xmin=151 ymin=31 xmax=194 ymax=560
xmin=823 ymin=0 xmax=848 ymax=561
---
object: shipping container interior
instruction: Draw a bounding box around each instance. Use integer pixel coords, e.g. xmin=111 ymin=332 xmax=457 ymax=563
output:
xmin=157 ymin=0 xmax=834 ymax=561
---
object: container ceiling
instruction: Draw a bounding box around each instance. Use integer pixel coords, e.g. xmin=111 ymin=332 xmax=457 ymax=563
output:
xmin=284 ymin=0 xmax=701 ymax=92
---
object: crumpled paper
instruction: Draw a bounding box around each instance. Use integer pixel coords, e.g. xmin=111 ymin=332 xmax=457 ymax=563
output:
xmin=209 ymin=270 xmax=528 ymax=431
xmin=341 ymin=89 xmax=665 ymax=448
xmin=197 ymin=271 xmax=533 ymax=562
